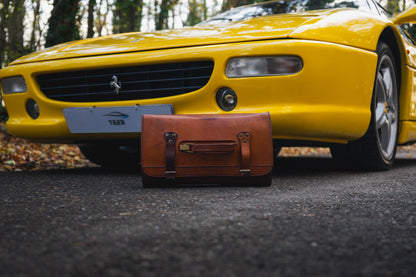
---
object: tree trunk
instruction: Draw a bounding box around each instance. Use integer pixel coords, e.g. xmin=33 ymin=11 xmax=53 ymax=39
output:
xmin=0 ymin=1 xmax=10 ymax=68
xmin=95 ymin=0 xmax=109 ymax=37
xmin=156 ymin=0 xmax=170 ymax=30
xmin=87 ymin=0 xmax=96 ymax=38
xmin=29 ymin=0 xmax=41 ymax=52
xmin=7 ymin=0 xmax=25 ymax=62
xmin=45 ymin=0 xmax=81 ymax=47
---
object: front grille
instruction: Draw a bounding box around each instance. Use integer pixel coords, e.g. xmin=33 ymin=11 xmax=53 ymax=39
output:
xmin=37 ymin=61 xmax=214 ymax=102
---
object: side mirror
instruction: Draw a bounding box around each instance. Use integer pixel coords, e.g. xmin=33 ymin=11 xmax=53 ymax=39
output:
xmin=393 ymin=6 xmax=416 ymax=25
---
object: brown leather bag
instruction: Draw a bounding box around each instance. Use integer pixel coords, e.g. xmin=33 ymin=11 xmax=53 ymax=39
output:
xmin=141 ymin=113 xmax=273 ymax=187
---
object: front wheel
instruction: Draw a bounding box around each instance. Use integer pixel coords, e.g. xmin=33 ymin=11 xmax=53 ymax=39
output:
xmin=331 ymin=42 xmax=399 ymax=171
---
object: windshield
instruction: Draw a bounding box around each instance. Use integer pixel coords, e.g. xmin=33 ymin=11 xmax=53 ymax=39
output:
xmin=201 ymin=0 xmax=370 ymax=24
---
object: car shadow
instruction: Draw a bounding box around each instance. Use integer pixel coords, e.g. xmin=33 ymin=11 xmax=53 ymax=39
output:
xmin=5 ymin=153 xmax=416 ymax=182
xmin=274 ymin=155 xmax=416 ymax=177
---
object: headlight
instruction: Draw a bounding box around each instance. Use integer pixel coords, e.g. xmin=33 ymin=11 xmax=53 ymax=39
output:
xmin=226 ymin=56 xmax=303 ymax=78
xmin=0 ymin=76 xmax=27 ymax=94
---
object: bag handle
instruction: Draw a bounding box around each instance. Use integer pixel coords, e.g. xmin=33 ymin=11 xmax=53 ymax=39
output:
xmin=164 ymin=132 xmax=251 ymax=178
xmin=179 ymin=141 xmax=236 ymax=154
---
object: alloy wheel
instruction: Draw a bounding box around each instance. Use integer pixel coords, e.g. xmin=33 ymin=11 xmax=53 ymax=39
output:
xmin=374 ymin=54 xmax=398 ymax=161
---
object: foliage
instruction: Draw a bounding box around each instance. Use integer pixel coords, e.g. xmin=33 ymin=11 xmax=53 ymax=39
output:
xmin=184 ymin=0 xmax=207 ymax=26
xmin=387 ymin=0 xmax=401 ymax=13
xmin=0 ymin=123 xmax=95 ymax=171
xmin=222 ymin=0 xmax=259 ymax=11
xmin=155 ymin=0 xmax=179 ymax=30
xmin=113 ymin=0 xmax=144 ymax=33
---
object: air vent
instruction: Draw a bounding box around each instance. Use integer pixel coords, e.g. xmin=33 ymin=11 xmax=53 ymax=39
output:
xmin=37 ymin=61 xmax=214 ymax=102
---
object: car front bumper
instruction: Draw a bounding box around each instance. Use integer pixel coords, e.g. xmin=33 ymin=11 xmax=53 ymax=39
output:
xmin=0 ymin=39 xmax=377 ymax=143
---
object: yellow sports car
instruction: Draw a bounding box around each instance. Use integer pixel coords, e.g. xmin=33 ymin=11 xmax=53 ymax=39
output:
xmin=2 ymin=0 xmax=416 ymax=170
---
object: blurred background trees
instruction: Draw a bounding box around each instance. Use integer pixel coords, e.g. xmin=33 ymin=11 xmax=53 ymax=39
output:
xmin=113 ymin=0 xmax=143 ymax=33
xmin=0 ymin=0 xmax=412 ymax=69
xmin=45 ymin=0 xmax=81 ymax=47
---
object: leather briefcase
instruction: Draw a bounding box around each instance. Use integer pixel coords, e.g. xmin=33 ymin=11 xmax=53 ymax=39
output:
xmin=141 ymin=113 xmax=273 ymax=187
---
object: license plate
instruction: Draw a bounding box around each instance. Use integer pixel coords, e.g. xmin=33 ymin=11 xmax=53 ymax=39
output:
xmin=63 ymin=105 xmax=174 ymax=133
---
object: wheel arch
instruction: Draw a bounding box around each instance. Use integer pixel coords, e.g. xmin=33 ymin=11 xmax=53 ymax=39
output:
xmin=377 ymin=26 xmax=416 ymax=144
xmin=378 ymin=27 xmax=403 ymax=96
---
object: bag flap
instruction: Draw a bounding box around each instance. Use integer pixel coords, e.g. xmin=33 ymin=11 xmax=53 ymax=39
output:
xmin=141 ymin=113 xmax=273 ymax=177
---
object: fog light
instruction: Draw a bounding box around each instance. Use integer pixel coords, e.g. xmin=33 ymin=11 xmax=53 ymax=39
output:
xmin=216 ymin=87 xmax=237 ymax=111
xmin=26 ymin=99 xmax=40 ymax=119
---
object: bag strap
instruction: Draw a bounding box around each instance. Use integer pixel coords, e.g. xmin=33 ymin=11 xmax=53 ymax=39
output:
xmin=238 ymin=132 xmax=251 ymax=176
xmin=164 ymin=132 xmax=177 ymax=179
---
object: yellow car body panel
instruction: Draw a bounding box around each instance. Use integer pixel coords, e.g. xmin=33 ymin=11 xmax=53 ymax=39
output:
xmin=393 ymin=6 xmax=416 ymax=25
xmin=397 ymin=31 xmax=416 ymax=143
xmin=10 ymin=10 xmax=336 ymax=65
xmin=2 ymin=39 xmax=376 ymax=143
xmin=289 ymin=9 xmax=391 ymax=51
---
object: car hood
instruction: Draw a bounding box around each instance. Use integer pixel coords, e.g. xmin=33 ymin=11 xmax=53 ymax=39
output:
xmin=10 ymin=9 xmax=382 ymax=65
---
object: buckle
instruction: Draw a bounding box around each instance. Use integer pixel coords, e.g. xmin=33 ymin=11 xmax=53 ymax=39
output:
xmin=179 ymin=143 xmax=194 ymax=153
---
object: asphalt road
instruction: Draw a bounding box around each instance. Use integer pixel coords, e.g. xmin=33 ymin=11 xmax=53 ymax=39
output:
xmin=1 ymin=153 xmax=416 ymax=277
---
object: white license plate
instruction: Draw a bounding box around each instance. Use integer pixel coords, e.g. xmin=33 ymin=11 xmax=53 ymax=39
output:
xmin=63 ymin=105 xmax=174 ymax=133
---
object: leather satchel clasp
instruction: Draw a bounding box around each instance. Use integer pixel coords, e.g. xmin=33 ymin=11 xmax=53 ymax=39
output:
xmin=179 ymin=143 xmax=194 ymax=153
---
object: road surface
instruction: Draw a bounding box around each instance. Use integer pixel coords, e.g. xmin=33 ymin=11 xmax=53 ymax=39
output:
xmin=1 ymin=153 xmax=416 ymax=276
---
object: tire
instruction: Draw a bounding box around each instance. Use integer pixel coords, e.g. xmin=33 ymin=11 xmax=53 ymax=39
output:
xmin=330 ymin=42 xmax=399 ymax=171
xmin=79 ymin=143 xmax=140 ymax=170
